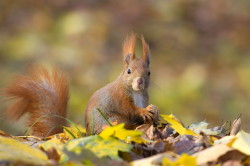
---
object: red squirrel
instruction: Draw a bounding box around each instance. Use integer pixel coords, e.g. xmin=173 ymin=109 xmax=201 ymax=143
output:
xmin=85 ymin=34 xmax=159 ymax=133
xmin=3 ymin=33 xmax=159 ymax=137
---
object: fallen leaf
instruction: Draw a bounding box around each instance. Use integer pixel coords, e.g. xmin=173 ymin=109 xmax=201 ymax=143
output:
xmin=230 ymin=118 xmax=241 ymax=136
xmin=162 ymin=153 xmax=197 ymax=166
xmin=188 ymin=121 xmax=222 ymax=135
xmin=228 ymin=130 xmax=250 ymax=155
xmin=39 ymin=133 xmax=68 ymax=163
xmin=40 ymin=147 xmax=61 ymax=162
xmin=193 ymin=143 xmax=233 ymax=165
xmin=161 ymin=124 xmax=173 ymax=139
xmin=174 ymin=140 xmax=195 ymax=154
xmin=63 ymin=147 xmax=110 ymax=165
xmin=63 ymin=124 xmax=86 ymax=139
xmin=243 ymin=156 xmax=250 ymax=165
xmin=161 ymin=114 xmax=197 ymax=136
xmin=150 ymin=140 xmax=168 ymax=153
xmin=66 ymin=135 xmax=132 ymax=160
xmin=100 ymin=123 xmax=146 ymax=144
xmin=131 ymin=152 xmax=177 ymax=166
xmin=0 ymin=136 xmax=49 ymax=165
xmin=13 ymin=135 xmax=44 ymax=148
xmin=214 ymin=135 xmax=236 ymax=145
xmin=136 ymin=124 xmax=154 ymax=140
xmin=218 ymin=150 xmax=246 ymax=166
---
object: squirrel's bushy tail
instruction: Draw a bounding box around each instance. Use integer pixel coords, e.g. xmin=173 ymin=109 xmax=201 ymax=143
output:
xmin=4 ymin=66 xmax=69 ymax=137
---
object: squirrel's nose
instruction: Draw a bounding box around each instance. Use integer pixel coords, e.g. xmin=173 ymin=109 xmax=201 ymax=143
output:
xmin=137 ymin=78 xmax=143 ymax=85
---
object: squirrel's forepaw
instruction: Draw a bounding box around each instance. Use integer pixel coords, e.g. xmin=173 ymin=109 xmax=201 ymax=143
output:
xmin=141 ymin=104 xmax=159 ymax=124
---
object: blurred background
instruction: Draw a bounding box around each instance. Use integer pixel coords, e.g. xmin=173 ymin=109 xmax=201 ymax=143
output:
xmin=0 ymin=0 xmax=249 ymax=135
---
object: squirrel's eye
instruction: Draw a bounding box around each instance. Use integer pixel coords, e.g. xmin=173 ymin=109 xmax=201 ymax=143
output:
xmin=127 ymin=69 xmax=131 ymax=74
xmin=148 ymin=71 xmax=151 ymax=76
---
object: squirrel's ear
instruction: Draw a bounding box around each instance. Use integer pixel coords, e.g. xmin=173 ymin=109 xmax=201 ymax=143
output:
xmin=123 ymin=33 xmax=137 ymax=64
xmin=141 ymin=35 xmax=150 ymax=66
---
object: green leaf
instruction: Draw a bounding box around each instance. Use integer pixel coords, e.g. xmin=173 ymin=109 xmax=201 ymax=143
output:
xmin=161 ymin=114 xmax=197 ymax=136
xmin=99 ymin=123 xmax=146 ymax=143
xmin=63 ymin=148 xmax=109 ymax=165
xmin=0 ymin=136 xmax=49 ymax=165
xmin=66 ymin=135 xmax=132 ymax=160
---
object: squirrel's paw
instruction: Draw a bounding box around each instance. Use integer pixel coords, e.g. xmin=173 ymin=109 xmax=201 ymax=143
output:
xmin=141 ymin=104 xmax=159 ymax=124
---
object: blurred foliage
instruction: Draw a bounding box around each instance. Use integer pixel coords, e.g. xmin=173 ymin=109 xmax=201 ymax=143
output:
xmin=0 ymin=0 xmax=250 ymax=134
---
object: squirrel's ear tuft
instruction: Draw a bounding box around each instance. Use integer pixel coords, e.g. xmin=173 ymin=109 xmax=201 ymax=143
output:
xmin=123 ymin=32 xmax=137 ymax=64
xmin=141 ymin=35 xmax=150 ymax=66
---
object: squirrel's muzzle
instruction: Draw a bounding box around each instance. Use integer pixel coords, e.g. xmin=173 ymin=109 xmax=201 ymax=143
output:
xmin=132 ymin=77 xmax=145 ymax=91
xmin=137 ymin=78 xmax=143 ymax=85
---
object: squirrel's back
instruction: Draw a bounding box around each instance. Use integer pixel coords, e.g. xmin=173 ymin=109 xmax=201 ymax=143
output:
xmin=85 ymin=79 xmax=128 ymax=133
xmin=3 ymin=66 xmax=69 ymax=137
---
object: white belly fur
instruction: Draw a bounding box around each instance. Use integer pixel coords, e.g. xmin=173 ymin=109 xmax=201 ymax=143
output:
xmin=132 ymin=92 xmax=145 ymax=108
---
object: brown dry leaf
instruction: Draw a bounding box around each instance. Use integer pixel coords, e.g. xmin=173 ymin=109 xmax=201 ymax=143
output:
xmin=195 ymin=132 xmax=212 ymax=147
xmin=136 ymin=124 xmax=154 ymax=140
xmin=221 ymin=160 xmax=241 ymax=166
xmin=161 ymin=124 xmax=172 ymax=139
xmin=193 ymin=143 xmax=234 ymax=165
xmin=131 ymin=152 xmax=177 ymax=166
xmin=174 ymin=140 xmax=195 ymax=154
xmin=40 ymin=147 xmax=61 ymax=162
xmin=150 ymin=140 xmax=174 ymax=154
xmin=219 ymin=150 xmax=246 ymax=166
xmin=230 ymin=118 xmax=241 ymax=136
xmin=243 ymin=156 xmax=250 ymax=165
xmin=119 ymin=151 xmax=143 ymax=162
xmin=136 ymin=124 xmax=162 ymax=141
xmin=39 ymin=133 xmax=68 ymax=162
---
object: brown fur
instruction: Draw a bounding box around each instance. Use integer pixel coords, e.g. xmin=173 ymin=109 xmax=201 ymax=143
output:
xmin=4 ymin=66 xmax=69 ymax=137
xmin=85 ymin=34 xmax=158 ymax=134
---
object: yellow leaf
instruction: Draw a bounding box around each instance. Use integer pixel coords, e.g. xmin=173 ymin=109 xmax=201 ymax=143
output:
xmin=63 ymin=124 xmax=86 ymax=139
xmin=0 ymin=136 xmax=49 ymax=165
xmin=162 ymin=157 xmax=175 ymax=166
xmin=39 ymin=133 xmax=68 ymax=163
xmin=162 ymin=154 xmax=197 ymax=166
xmin=161 ymin=114 xmax=197 ymax=136
xmin=62 ymin=161 xmax=85 ymax=166
xmin=99 ymin=123 xmax=147 ymax=143
xmin=45 ymin=133 xmax=69 ymax=143
xmin=228 ymin=130 xmax=250 ymax=155
xmin=177 ymin=154 xmax=197 ymax=166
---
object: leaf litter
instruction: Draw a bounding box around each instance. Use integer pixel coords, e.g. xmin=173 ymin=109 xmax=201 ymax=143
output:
xmin=0 ymin=114 xmax=249 ymax=166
